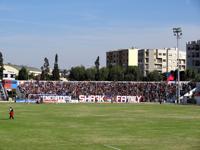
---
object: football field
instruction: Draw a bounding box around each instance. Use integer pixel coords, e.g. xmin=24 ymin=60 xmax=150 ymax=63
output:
xmin=0 ymin=103 xmax=200 ymax=150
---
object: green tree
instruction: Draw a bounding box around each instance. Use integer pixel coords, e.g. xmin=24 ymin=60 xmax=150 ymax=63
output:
xmin=69 ymin=66 xmax=86 ymax=81
xmin=185 ymin=68 xmax=193 ymax=80
xmin=52 ymin=54 xmax=60 ymax=80
xmin=179 ymin=70 xmax=197 ymax=81
xmin=18 ymin=67 xmax=29 ymax=80
xmin=41 ymin=57 xmax=50 ymax=80
xmin=180 ymin=71 xmax=186 ymax=81
xmin=28 ymin=73 xmax=35 ymax=80
xmin=99 ymin=67 xmax=109 ymax=81
xmin=146 ymin=70 xmax=163 ymax=81
xmin=108 ymin=65 xmax=125 ymax=81
xmin=0 ymin=52 xmax=4 ymax=80
xmin=85 ymin=67 xmax=96 ymax=80
xmin=124 ymin=66 xmax=143 ymax=81
xmin=95 ymin=56 xmax=100 ymax=81
xmin=194 ymin=74 xmax=200 ymax=82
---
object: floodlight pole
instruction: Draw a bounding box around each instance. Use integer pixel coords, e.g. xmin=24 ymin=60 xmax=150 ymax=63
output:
xmin=173 ymin=27 xmax=182 ymax=104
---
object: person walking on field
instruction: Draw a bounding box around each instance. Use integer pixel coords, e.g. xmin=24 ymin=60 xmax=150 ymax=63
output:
xmin=9 ymin=107 xmax=14 ymax=119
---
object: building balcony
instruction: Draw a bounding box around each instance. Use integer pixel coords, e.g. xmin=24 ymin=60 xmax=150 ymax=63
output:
xmin=155 ymin=61 xmax=162 ymax=64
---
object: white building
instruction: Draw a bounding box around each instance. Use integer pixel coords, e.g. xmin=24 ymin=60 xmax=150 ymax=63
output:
xmin=3 ymin=64 xmax=41 ymax=80
xmin=3 ymin=70 xmax=16 ymax=80
xmin=138 ymin=48 xmax=186 ymax=76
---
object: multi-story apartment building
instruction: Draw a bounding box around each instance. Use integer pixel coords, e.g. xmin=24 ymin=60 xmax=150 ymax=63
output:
xmin=138 ymin=48 xmax=186 ymax=76
xmin=106 ymin=48 xmax=138 ymax=67
xmin=167 ymin=48 xmax=186 ymax=72
xmin=186 ymin=40 xmax=200 ymax=72
xmin=106 ymin=48 xmax=186 ymax=76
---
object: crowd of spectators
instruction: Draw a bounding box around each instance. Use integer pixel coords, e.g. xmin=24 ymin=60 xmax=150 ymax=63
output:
xmin=18 ymin=81 xmax=197 ymax=102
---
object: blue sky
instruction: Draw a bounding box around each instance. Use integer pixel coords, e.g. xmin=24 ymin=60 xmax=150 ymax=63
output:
xmin=0 ymin=0 xmax=200 ymax=69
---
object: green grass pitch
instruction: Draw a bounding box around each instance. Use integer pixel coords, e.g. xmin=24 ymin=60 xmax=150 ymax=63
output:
xmin=0 ymin=103 xmax=200 ymax=150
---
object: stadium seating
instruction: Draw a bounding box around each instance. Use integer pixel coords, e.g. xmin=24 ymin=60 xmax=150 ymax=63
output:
xmin=17 ymin=81 xmax=196 ymax=103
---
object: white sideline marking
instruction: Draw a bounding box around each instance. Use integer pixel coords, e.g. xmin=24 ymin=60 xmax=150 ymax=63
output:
xmin=103 ymin=144 xmax=121 ymax=150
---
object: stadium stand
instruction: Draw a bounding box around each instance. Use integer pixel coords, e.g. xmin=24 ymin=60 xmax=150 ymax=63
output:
xmin=17 ymin=81 xmax=196 ymax=103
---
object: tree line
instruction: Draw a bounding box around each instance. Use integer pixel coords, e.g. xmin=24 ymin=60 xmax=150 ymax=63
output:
xmin=68 ymin=65 xmax=200 ymax=81
xmin=68 ymin=56 xmax=200 ymax=81
xmin=0 ymin=52 xmax=200 ymax=81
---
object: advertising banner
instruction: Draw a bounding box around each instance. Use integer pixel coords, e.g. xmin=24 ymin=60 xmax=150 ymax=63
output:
xmin=15 ymin=99 xmax=37 ymax=103
xmin=79 ymin=95 xmax=112 ymax=103
xmin=78 ymin=95 xmax=142 ymax=103
xmin=116 ymin=96 xmax=142 ymax=103
xmin=41 ymin=96 xmax=71 ymax=103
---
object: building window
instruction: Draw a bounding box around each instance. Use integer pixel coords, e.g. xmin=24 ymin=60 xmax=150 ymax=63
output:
xmin=192 ymin=53 xmax=195 ymax=57
xmin=157 ymin=58 xmax=162 ymax=63
xmin=192 ymin=46 xmax=195 ymax=50
xmin=11 ymin=74 xmax=15 ymax=78
xmin=145 ymin=64 xmax=149 ymax=69
xmin=3 ymin=74 xmax=8 ymax=78
xmin=145 ymin=51 xmax=149 ymax=57
xmin=196 ymin=45 xmax=200 ymax=50
xmin=155 ymin=64 xmax=162 ymax=69
xmin=196 ymin=60 xmax=200 ymax=66
xmin=192 ymin=60 xmax=195 ymax=66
